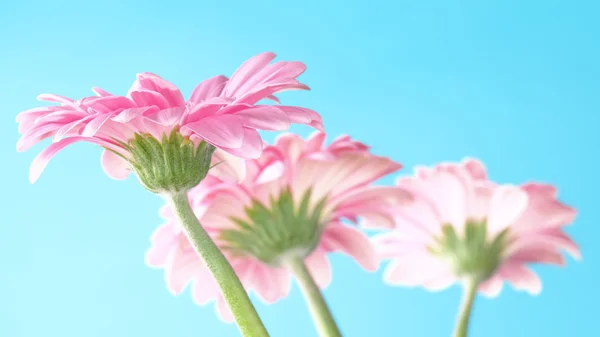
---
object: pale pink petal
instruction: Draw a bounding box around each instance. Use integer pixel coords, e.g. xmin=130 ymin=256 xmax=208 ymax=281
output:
xmin=487 ymin=186 xmax=529 ymax=236
xmin=371 ymin=232 xmax=429 ymax=259
xmin=251 ymin=264 xmax=292 ymax=303
xmin=101 ymin=149 xmax=131 ymax=180
xmin=305 ymin=248 xmax=332 ymax=288
xmin=164 ymin=248 xmax=201 ymax=295
xmin=215 ymin=296 xmax=235 ymax=323
xmin=182 ymin=115 xmax=245 ymax=149
xmin=321 ymin=224 xmax=378 ymax=271
xmin=190 ymin=266 xmax=220 ymax=305
xmin=383 ymin=253 xmax=452 ymax=288
xmin=478 ymin=276 xmax=504 ymax=298
xmin=255 ymin=161 xmax=285 ymax=184
xmin=209 ymin=149 xmax=246 ymax=182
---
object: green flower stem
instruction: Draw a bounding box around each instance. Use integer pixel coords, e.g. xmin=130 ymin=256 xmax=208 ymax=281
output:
xmin=287 ymin=256 xmax=343 ymax=337
xmin=169 ymin=192 xmax=270 ymax=337
xmin=453 ymin=279 xmax=479 ymax=337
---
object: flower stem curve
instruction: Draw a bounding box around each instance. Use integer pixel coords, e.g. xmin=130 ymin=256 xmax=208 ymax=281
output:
xmin=287 ymin=256 xmax=343 ymax=337
xmin=453 ymin=278 xmax=479 ymax=337
xmin=169 ymin=191 xmax=270 ymax=337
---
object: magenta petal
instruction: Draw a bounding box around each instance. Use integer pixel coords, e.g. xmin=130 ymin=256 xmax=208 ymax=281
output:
xmin=182 ymin=115 xmax=245 ymax=149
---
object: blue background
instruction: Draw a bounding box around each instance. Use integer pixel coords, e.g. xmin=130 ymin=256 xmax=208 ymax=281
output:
xmin=1 ymin=1 xmax=598 ymax=336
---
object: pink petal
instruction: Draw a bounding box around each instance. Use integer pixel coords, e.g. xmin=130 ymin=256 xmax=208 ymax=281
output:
xmin=234 ymin=82 xmax=310 ymax=105
xmin=321 ymin=224 xmax=378 ymax=271
xmin=507 ymin=242 xmax=565 ymax=266
xmin=305 ymin=131 xmax=327 ymax=152
xmin=82 ymin=112 xmax=115 ymax=137
xmin=130 ymin=89 xmax=170 ymax=110
xmin=37 ymin=93 xmax=75 ymax=105
xmin=216 ymin=128 xmax=264 ymax=159
xmin=29 ymin=137 xmax=114 ymax=183
xmin=111 ymin=107 xmax=155 ymax=123
xmin=101 ymin=149 xmax=131 ymax=180
xmin=234 ymin=106 xmax=291 ymax=131
xmin=274 ymin=133 xmax=305 ymax=163
xmin=143 ymin=107 xmax=185 ymax=126
xmin=223 ymin=52 xmax=277 ymax=97
xmin=305 ymin=248 xmax=332 ymax=288
xmin=498 ymin=263 xmax=543 ymax=295
xmin=189 ymin=75 xmax=228 ymax=103
xmin=91 ymin=87 xmax=112 ymax=97
xmin=182 ymin=115 xmax=245 ymax=149
xmin=461 ymin=158 xmax=488 ymax=180
xmin=133 ymin=72 xmax=186 ymax=107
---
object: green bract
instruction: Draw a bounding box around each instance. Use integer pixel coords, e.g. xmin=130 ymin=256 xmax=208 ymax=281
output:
xmin=114 ymin=130 xmax=215 ymax=194
xmin=220 ymin=188 xmax=328 ymax=265
xmin=430 ymin=221 xmax=510 ymax=282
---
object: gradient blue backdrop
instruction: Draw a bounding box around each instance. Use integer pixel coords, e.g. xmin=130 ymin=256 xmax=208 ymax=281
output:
xmin=1 ymin=1 xmax=598 ymax=336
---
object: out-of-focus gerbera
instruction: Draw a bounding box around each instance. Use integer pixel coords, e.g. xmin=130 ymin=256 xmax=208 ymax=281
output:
xmin=373 ymin=158 xmax=579 ymax=337
xmin=146 ymin=132 xmax=410 ymax=328
xmin=17 ymin=52 xmax=322 ymax=192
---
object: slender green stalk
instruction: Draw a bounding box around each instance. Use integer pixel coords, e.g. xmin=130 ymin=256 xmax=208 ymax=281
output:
xmin=169 ymin=192 xmax=270 ymax=337
xmin=287 ymin=256 xmax=343 ymax=337
xmin=453 ymin=279 xmax=479 ymax=337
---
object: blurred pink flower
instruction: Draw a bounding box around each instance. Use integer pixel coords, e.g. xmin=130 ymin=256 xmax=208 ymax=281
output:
xmin=146 ymin=132 xmax=409 ymax=321
xmin=374 ymin=158 xmax=580 ymax=297
xmin=16 ymin=52 xmax=322 ymax=183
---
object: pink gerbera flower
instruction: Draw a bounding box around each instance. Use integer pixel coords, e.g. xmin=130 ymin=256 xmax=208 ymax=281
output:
xmin=17 ymin=52 xmax=322 ymax=191
xmin=146 ymin=132 xmax=409 ymax=330
xmin=373 ymin=158 xmax=579 ymax=337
